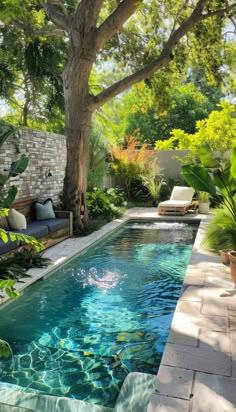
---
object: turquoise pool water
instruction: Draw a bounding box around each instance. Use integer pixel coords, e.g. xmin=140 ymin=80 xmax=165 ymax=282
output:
xmin=0 ymin=221 xmax=198 ymax=407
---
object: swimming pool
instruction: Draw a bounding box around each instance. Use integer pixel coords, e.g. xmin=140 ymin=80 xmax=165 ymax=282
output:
xmin=0 ymin=220 xmax=198 ymax=407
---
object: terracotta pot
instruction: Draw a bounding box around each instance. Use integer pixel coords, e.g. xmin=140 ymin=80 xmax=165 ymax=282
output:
xmin=219 ymin=249 xmax=232 ymax=265
xmin=228 ymin=251 xmax=236 ymax=286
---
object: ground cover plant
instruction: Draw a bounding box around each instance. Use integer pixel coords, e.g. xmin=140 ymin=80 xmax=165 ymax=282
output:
xmin=86 ymin=187 xmax=127 ymax=220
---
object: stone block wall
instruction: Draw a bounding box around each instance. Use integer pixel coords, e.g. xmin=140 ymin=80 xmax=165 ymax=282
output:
xmin=0 ymin=127 xmax=66 ymax=204
xmin=0 ymin=127 xmax=189 ymax=205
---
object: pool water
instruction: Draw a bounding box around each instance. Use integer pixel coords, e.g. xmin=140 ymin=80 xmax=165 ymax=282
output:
xmin=0 ymin=221 xmax=198 ymax=407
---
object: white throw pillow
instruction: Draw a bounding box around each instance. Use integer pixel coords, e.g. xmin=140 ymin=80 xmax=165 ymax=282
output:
xmin=8 ymin=208 xmax=27 ymax=230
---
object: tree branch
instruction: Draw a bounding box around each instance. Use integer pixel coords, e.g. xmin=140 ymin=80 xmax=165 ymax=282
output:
xmin=200 ymin=3 xmax=236 ymax=21
xmin=11 ymin=19 xmax=67 ymax=37
xmin=47 ymin=0 xmax=68 ymax=16
xmin=94 ymin=0 xmax=143 ymax=51
xmin=90 ymin=0 xmax=236 ymax=109
xmin=42 ymin=2 xmax=72 ymax=30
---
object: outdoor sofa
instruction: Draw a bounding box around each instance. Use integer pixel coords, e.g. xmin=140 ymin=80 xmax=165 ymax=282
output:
xmin=0 ymin=196 xmax=73 ymax=256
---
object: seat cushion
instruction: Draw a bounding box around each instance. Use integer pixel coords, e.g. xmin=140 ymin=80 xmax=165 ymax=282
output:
xmin=170 ymin=186 xmax=194 ymax=202
xmin=0 ymin=238 xmax=18 ymax=255
xmin=34 ymin=199 xmax=56 ymax=221
xmin=8 ymin=208 xmax=27 ymax=230
xmin=16 ymin=221 xmax=49 ymax=239
xmin=158 ymin=200 xmax=191 ymax=207
xmin=39 ymin=218 xmax=69 ymax=233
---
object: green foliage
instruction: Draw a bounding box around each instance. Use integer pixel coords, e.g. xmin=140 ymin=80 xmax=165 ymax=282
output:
xmin=86 ymin=187 xmax=127 ymax=220
xmin=0 ymin=279 xmax=19 ymax=300
xmin=88 ymin=125 xmax=109 ymax=190
xmin=0 ymin=120 xmax=44 ymax=301
xmin=182 ymin=143 xmax=236 ymax=221
xmin=0 ymin=122 xmax=28 ymax=209
xmin=10 ymin=249 xmax=51 ymax=269
xmin=156 ymin=102 xmax=236 ymax=161
xmin=0 ymin=260 xmax=27 ymax=281
xmin=182 ymin=164 xmax=217 ymax=195
xmin=198 ymin=192 xmax=210 ymax=203
xmin=203 ymin=207 xmax=236 ymax=251
xmin=102 ymin=81 xmax=222 ymax=147
xmin=142 ymin=176 xmax=164 ymax=203
xmin=111 ymin=137 xmax=158 ymax=198
xmin=129 ymin=177 xmax=150 ymax=202
xmin=0 ymin=26 xmax=67 ymax=132
xmin=0 ymin=249 xmax=51 ymax=280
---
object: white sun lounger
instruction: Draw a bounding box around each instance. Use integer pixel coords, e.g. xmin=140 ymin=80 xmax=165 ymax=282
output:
xmin=157 ymin=186 xmax=196 ymax=215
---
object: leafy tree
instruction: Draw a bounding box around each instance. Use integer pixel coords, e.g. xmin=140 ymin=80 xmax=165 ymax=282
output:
xmin=101 ymin=81 xmax=221 ymax=145
xmin=1 ymin=1 xmax=236 ymax=230
xmin=155 ymin=102 xmax=236 ymax=160
xmin=0 ymin=27 xmax=67 ymax=132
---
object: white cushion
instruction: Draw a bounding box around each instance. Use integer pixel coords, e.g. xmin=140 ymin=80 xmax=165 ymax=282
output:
xmin=158 ymin=200 xmax=191 ymax=207
xmin=170 ymin=186 xmax=194 ymax=202
xmin=8 ymin=208 xmax=27 ymax=230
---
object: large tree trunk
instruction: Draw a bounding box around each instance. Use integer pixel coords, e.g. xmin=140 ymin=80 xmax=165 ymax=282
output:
xmin=63 ymin=52 xmax=93 ymax=231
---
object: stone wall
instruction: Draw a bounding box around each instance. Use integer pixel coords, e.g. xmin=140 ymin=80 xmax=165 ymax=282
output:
xmin=0 ymin=127 xmax=189 ymax=204
xmin=0 ymin=127 xmax=66 ymax=204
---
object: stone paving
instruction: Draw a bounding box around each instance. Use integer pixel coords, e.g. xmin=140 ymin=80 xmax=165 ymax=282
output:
xmin=146 ymin=212 xmax=236 ymax=412
xmin=1 ymin=208 xmax=236 ymax=411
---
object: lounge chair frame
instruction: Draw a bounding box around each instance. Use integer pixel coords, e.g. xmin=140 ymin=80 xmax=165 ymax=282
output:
xmin=157 ymin=201 xmax=198 ymax=216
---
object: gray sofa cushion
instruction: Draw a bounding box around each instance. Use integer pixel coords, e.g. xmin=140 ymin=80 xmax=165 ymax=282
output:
xmin=36 ymin=218 xmax=69 ymax=234
xmin=0 ymin=238 xmax=18 ymax=255
xmin=16 ymin=221 xmax=49 ymax=239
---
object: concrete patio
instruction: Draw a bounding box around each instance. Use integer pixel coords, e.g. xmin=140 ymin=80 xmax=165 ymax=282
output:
xmin=0 ymin=208 xmax=236 ymax=411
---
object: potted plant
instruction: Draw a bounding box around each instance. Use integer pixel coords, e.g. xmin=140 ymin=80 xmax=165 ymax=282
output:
xmin=219 ymin=248 xmax=232 ymax=265
xmin=198 ymin=191 xmax=210 ymax=214
xmin=228 ymin=251 xmax=236 ymax=286
xmin=142 ymin=176 xmax=164 ymax=207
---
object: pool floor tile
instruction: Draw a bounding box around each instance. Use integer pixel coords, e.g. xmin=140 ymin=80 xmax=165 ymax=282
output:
xmin=154 ymin=365 xmax=193 ymax=399
xmin=192 ymin=372 xmax=236 ymax=412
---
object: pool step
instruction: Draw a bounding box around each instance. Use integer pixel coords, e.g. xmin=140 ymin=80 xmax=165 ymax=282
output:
xmin=0 ymin=382 xmax=112 ymax=412
xmin=113 ymin=372 xmax=157 ymax=412
xmin=0 ymin=372 xmax=156 ymax=412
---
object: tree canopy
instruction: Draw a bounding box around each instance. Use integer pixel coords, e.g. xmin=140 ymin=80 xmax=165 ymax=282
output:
xmin=1 ymin=0 xmax=236 ymax=229
xmin=155 ymin=101 xmax=236 ymax=161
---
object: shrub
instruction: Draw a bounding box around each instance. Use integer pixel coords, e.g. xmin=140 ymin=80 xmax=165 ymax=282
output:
xmin=203 ymin=207 xmax=236 ymax=251
xmin=0 ymin=250 xmax=51 ymax=281
xmin=142 ymin=176 xmax=164 ymax=205
xmin=86 ymin=187 xmax=127 ymax=220
xmin=110 ymin=137 xmax=159 ymax=199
